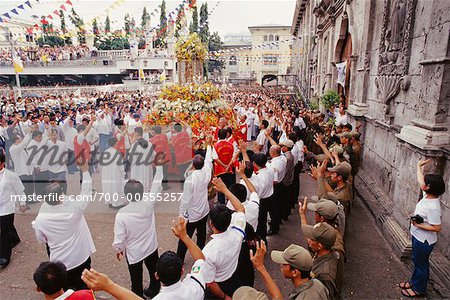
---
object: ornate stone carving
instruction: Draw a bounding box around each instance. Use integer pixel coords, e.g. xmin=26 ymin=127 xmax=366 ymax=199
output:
xmin=378 ymin=0 xmax=417 ymax=75
xmin=376 ymin=0 xmax=417 ymax=119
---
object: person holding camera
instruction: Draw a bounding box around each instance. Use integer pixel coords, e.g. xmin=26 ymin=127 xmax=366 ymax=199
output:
xmin=398 ymin=159 xmax=445 ymax=297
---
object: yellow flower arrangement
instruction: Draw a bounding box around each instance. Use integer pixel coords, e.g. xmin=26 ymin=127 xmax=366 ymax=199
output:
xmin=175 ymin=33 xmax=207 ymax=62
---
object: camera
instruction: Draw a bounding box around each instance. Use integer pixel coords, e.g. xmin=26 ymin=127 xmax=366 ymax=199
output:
xmin=410 ymin=214 xmax=424 ymax=224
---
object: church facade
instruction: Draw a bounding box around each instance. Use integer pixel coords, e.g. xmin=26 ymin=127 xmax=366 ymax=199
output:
xmin=290 ymin=0 xmax=450 ymax=292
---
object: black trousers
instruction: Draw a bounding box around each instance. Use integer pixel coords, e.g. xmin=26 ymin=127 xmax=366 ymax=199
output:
xmin=0 ymin=213 xmax=20 ymax=260
xmin=19 ymin=174 xmax=33 ymax=198
xmin=33 ymin=170 xmax=49 ymax=197
xmin=127 ymin=249 xmax=160 ymax=298
xmin=176 ymin=214 xmax=208 ymax=262
xmin=269 ymin=183 xmax=283 ymax=232
xmin=281 ymin=183 xmax=294 ymax=218
xmin=178 ymin=162 xmax=192 ymax=189
xmin=217 ymin=172 xmax=235 ymax=204
xmin=65 ymin=257 xmax=91 ymax=291
xmin=256 ymin=196 xmax=272 ymax=242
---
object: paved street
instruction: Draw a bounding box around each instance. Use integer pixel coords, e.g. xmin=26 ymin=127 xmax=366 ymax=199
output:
xmin=1 ymin=168 xmax=439 ymax=299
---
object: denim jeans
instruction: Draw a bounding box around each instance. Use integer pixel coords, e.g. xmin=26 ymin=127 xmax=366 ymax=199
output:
xmin=410 ymin=236 xmax=435 ymax=294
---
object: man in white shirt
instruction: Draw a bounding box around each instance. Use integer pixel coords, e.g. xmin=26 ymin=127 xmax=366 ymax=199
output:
xmin=129 ymin=127 xmax=154 ymax=192
xmin=46 ymin=129 xmax=68 ymax=194
xmin=256 ymin=120 xmax=269 ymax=155
xmin=9 ymin=128 xmax=33 ymax=197
xmin=203 ymin=178 xmax=246 ymax=299
xmin=294 ymin=111 xmax=307 ymax=130
xmin=153 ymin=217 xmax=207 ymax=300
xmin=335 ymin=105 xmax=348 ymax=126
xmin=0 ymin=152 xmax=26 ymax=268
xmin=113 ymin=166 xmax=163 ymax=298
xmin=27 ymin=130 xmax=50 ymax=198
xmin=61 ymin=112 xmax=78 ymax=174
xmin=94 ymin=110 xmax=113 ymax=153
xmin=266 ymin=145 xmax=287 ymax=235
xmin=177 ymin=136 xmax=213 ymax=262
xmin=32 ymin=162 xmax=95 ymax=291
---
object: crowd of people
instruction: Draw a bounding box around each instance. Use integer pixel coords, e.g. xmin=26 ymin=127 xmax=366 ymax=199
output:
xmin=0 ymin=84 xmax=444 ymax=300
xmin=0 ymin=45 xmax=91 ymax=64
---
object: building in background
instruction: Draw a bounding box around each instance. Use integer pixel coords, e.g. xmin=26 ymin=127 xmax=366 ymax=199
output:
xmin=221 ymin=24 xmax=292 ymax=85
xmin=290 ymin=0 xmax=450 ymax=292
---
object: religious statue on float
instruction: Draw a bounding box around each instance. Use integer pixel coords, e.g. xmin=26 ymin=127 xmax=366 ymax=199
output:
xmin=175 ymin=32 xmax=207 ymax=84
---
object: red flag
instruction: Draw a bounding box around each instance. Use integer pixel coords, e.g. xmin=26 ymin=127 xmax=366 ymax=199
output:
xmin=47 ymin=14 xmax=53 ymax=20
xmin=60 ymin=4 xmax=66 ymax=11
xmin=53 ymin=10 xmax=60 ymax=16
xmin=66 ymin=0 xmax=72 ymax=5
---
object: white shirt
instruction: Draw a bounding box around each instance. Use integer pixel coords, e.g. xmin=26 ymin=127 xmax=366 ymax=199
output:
xmin=61 ymin=118 xmax=77 ymax=151
xmin=410 ymin=196 xmax=441 ymax=244
xmin=113 ymin=167 xmax=163 ymax=264
xmin=32 ymin=172 xmax=96 ymax=270
xmin=268 ymin=155 xmax=287 ymax=183
xmin=179 ymin=146 xmax=213 ymax=222
xmin=27 ymin=136 xmax=50 ymax=172
xmin=0 ymin=168 xmax=25 ymax=216
xmin=9 ymin=134 xmax=33 ymax=176
xmin=254 ymin=167 xmax=274 ymax=199
xmin=256 ymin=129 xmax=268 ymax=154
xmin=202 ymin=212 xmax=246 ymax=283
xmin=94 ymin=114 xmax=112 ymax=135
xmin=226 ymin=192 xmax=260 ymax=230
xmin=46 ymin=140 xmax=68 ymax=174
xmin=153 ymin=259 xmax=206 ymax=300
xmin=292 ymin=139 xmax=305 ymax=163
xmin=294 ymin=117 xmax=306 ymax=129
xmin=335 ymin=113 xmax=348 ymax=126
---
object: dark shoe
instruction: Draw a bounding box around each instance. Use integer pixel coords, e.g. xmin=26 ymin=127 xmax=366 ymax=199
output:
xmin=267 ymin=229 xmax=279 ymax=236
xmin=0 ymin=258 xmax=10 ymax=269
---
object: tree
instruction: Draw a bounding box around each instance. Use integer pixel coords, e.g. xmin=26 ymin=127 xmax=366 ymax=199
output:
xmin=92 ymin=18 xmax=99 ymax=35
xmin=174 ymin=5 xmax=184 ymax=38
xmin=199 ymin=3 xmax=209 ymax=44
xmin=69 ymin=8 xmax=86 ymax=44
xmin=105 ymin=15 xmax=111 ymax=33
xmin=155 ymin=0 xmax=167 ymax=47
xmin=60 ymin=9 xmax=67 ymax=33
xmin=41 ymin=16 xmax=51 ymax=34
xmin=189 ymin=5 xmax=198 ymax=33
xmin=124 ymin=13 xmax=131 ymax=35
xmin=36 ymin=35 xmax=65 ymax=47
xmin=208 ymin=31 xmax=224 ymax=73
xmin=141 ymin=7 xmax=150 ymax=29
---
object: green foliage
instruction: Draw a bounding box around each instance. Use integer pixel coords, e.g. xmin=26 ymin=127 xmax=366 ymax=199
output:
xmin=141 ymin=7 xmax=150 ymax=29
xmin=105 ymin=15 xmax=111 ymax=33
xmin=96 ymin=36 xmax=129 ymax=50
xmin=36 ymin=35 xmax=65 ymax=47
xmin=189 ymin=5 xmax=198 ymax=33
xmin=199 ymin=3 xmax=209 ymax=44
xmin=320 ymin=90 xmax=340 ymax=109
xmin=60 ymin=10 xmax=66 ymax=34
xmin=157 ymin=0 xmax=167 ymax=45
xmin=208 ymin=31 xmax=224 ymax=73
xmin=174 ymin=6 xmax=184 ymax=38
xmin=69 ymin=8 xmax=85 ymax=44
xmin=124 ymin=14 xmax=131 ymax=35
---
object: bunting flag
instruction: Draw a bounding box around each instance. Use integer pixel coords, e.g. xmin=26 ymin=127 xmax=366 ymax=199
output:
xmin=66 ymin=0 xmax=72 ymax=5
xmin=11 ymin=9 xmax=19 ymax=15
xmin=53 ymin=10 xmax=60 ymax=16
xmin=60 ymin=4 xmax=66 ymax=11
xmin=18 ymin=5 xmax=25 ymax=10
xmin=47 ymin=14 xmax=53 ymax=20
xmin=25 ymin=1 xmax=32 ymax=8
xmin=3 ymin=13 xmax=11 ymax=19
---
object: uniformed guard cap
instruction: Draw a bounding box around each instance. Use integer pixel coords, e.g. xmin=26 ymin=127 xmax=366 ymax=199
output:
xmin=302 ymin=222 xmax=337 ymax=249
xmin=307 ymin=198 xmax=338 ymax=219
xmin=232 ymin=286 xmax=269 ymax=300
xmin=327 ymin=161 xmax=352 ymax=179
xmin=270 ymin=244 xmax=313 ymax=272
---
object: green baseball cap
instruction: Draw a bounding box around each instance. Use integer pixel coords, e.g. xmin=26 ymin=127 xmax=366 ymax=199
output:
xmin=270 ymin=244 xmax=313 ymax=271
xmin=302 ymin=222 xmax=337 ymax=249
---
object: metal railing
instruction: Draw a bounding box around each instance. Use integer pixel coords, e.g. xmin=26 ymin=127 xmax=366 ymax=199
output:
xmin=0 ymin=59 xmax=116 ymax=68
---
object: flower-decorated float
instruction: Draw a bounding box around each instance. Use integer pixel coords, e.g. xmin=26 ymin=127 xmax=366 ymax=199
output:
xmin=176 ymin=33 xmax=207 ymax=85
xmin=146 ymin=82 xmax=236 ymax=145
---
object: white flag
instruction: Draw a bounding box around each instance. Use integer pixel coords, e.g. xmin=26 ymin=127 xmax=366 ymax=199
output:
xmin=336 ymin=61 xmax=347 ymax=89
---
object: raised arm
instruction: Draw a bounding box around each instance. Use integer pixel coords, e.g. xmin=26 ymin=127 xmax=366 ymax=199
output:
xmin=417 ymin=159 xmax=429 ymax=190
xmin=172 ymin=216 xmax=205 ymax=260
xmin=212 ymin=178 xmax=245 ymax=213
xmin=235 ymin=161 xmax=256 ymax=193
xmin=250 ymin=241 xmax=283 ymax=300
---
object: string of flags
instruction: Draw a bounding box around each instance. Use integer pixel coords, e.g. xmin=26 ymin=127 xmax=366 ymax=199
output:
xmin=210 ymin=36 xmax=302 ymax=56
xmin=0 ymin=0 xmax=38 ymax=23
